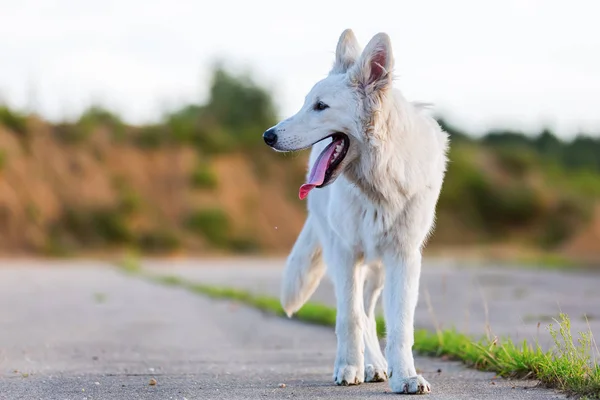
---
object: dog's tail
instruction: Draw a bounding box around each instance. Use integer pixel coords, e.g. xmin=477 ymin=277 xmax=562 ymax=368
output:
xmin=280 ymin=218 xmax=325 ymax=317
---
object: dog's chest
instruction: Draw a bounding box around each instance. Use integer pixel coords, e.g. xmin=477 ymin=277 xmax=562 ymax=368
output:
xmin=326 ymin=194 xmax=393 ymax=258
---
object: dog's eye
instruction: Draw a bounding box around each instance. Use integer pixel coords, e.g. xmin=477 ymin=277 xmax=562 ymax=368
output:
xmin=314 ymin=101 xmax=329 ymax=111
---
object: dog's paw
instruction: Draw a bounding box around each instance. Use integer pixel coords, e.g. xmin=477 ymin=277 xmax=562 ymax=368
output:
xmin=365 ymin=363 xmax=388 ymax=382
xmin=389 ymin=374 xmax=431 ymax=394
xmin=333 ymin=364 xmax=364 ymax=386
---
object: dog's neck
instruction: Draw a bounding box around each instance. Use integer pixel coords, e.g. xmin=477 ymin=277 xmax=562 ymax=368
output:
xmin=345 ymin=89 xmax=443 ymax=211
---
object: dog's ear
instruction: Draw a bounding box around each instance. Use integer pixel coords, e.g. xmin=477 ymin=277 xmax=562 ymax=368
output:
xmin=349 ymin=32 xmax=394 ymax=94
xmin=331 ymin=29 xmax=361 ymax=74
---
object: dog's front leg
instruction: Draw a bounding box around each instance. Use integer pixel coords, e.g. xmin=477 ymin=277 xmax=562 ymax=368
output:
xmin=383 ymin=250 xmax=431 ymax=394
xmin=324 ymin=241 xmax=364 ymax=386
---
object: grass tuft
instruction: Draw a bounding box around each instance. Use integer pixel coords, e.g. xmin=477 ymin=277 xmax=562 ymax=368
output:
xmin=116 ymin=251 xmax=143 ymax=275
xmin=116 ymin=257 xmax=600 ymax=398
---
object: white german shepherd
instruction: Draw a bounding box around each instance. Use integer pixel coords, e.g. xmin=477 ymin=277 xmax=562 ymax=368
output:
xmin=262 ymin=29 xmax=449 ymax=394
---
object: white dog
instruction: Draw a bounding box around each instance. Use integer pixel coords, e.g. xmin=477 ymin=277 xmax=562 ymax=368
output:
xmin=262 ymin=29 xmax=449 ymax=394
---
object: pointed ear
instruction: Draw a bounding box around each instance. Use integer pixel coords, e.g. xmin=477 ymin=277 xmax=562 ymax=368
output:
xmin=349 ymin=32 xmax=394 ymax=93
xmin=330 ymin=29 xmax=361 ymax=74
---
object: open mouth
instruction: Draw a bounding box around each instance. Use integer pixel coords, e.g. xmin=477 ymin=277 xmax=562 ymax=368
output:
xmin=299 ymin=133 xmax=349 ymax=200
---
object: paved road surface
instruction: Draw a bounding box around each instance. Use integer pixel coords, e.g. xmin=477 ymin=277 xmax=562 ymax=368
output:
xmin=0 ymin=260 xmax=573 ymax=399
xmin=143 ymin=257 xmax=600 ymax=351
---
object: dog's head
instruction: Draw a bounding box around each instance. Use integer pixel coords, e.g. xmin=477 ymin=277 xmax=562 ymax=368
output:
xmin=262 ymin=29 xmax=395 ymax=199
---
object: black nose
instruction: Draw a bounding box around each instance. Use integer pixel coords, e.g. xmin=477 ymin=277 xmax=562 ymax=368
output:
xmin=263 ymin=128 xmax=278 ymax=146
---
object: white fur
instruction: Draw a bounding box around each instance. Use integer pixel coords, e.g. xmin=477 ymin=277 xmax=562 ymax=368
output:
xmin=269 ymin=29 xmax=449 ymax=394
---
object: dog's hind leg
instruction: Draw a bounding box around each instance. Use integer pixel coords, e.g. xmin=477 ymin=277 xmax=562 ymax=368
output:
xmin=324 ymin=240 xmax=365 ymax=386
xmin=362 ymin=262 xmax=388 ymax=382
xmin=280 ymin=217 xmax=325 ymax=317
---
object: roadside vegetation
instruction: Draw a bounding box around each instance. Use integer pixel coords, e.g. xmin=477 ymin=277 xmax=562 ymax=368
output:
xmin=1 ymin=62 xmax=600 ymax=263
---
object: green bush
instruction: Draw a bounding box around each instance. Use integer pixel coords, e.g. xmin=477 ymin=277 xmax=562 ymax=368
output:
xmin=55 ymin=207 xmax=133 ymax=246
xmin=465 ymin=179 xmax=545 ymax=236
xmin=194 ymin=117 xmax=237 ymax=154
xmin=25 ymin=203 xmax=40 ymax=223
xmin=228 ymin=236 xmax=260 ymax=254
xmin=501 ymin=185 xmax=544 ymax=224
xmin=205 ymin=65 xmax=277 ymax=147
xmin=440 ymin=160 xmax=488 ymax=209
xmin=565 ymin=170 xmax=600 ymax=198
xmin=494 ymin=147 xmax=536 ymax=177
xmin=128 ymin=64 xmax=277 ymax=155
xmin=539 ymin=197 xmax=590 ymax=248
xmin=191 ymin=164 xmax=218 ymax=189
xmin=136 ymin=230 xmax=181 ymax=253
xmin=439 ymin=144 xmax=547 ymax=236
xmin=53 ymin=122 xmax=82 ymax=144
xmin=88 ymin=209 xmax=132 ymax=244
xmin=162 ymin=107 xmax=237 ymax=154
xmin=158 ymin=65 xmax=278 ymax=154
xmin=76 ymin=105 xmax=126 ymax=142
xmin=165 ymin=106 xmax=198 ymax=144
xmin=134 ymin=125 xmax=166 ymax=149
xmin=117 ymin=188 xmax=142 ymax=215
xmin=185 ymin=208 xmax=230 ymax=247
xmin=112 ymin=177 xmax=142 ymax=215
xmin=0 ymin=149 xmax=6 ymax=171
xmin=563 ymin=135 xmax=600 ymax=172
xmin=42 ymin=236 xmax=72 ymax=257
xmin=0 ymin=105 xmax=28 ymax=136
xmin=437 ymin=145 xmax=490 ymax=226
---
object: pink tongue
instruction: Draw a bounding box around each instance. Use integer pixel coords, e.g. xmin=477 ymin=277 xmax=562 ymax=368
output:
xmin=299 ymin=140 xmax=339 ymax=200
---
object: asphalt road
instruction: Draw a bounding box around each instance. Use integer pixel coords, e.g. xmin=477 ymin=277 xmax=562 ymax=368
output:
xmin=0 ymin=259 xmax=573 ymax=399
xmin=143 ymin=257 xmax=600 ymax=352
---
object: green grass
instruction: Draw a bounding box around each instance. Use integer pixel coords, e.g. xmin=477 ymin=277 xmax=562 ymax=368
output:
xmin=516 ymin=253 xmax=578 ymax=270
xmin=116 ymin=257 xmax=600 ymax=398
xmin=93 ymin=292 xmax=107 ymax=304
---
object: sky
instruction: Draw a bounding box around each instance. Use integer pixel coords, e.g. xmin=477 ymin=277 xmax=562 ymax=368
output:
xmin=1 ymin=0 xmax=599 ymax=138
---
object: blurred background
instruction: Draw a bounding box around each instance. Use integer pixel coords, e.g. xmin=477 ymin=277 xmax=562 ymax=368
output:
xmin=1 ymin=0 xmax=599 ymax=267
